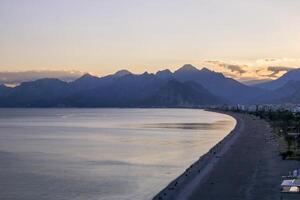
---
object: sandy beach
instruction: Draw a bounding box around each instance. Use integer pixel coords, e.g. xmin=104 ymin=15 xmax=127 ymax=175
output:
xmin=153 ymin=111 xmax=300 ymax=200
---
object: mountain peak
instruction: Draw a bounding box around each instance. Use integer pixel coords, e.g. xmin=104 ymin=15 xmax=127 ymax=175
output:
xmin=156 ymin=69 xmax=173 ymax=79
xmin=281 ymin=68 xmax=300 ymax=79
xmin=72 ymin=73 xmax=99 ymax=85
xmin=156 ymin=69 xmax=172 ymax=74
xmin=114 ymin=69 xmax=131 ymax=77
xmin=176 ymin=64 xmax=199 ymax=72
xmin=255 ymin=67 xmax=300 ymax=90
xmin=80 ymin=73 xmax=98 ymax=80
xmin=200 ymin=67 xmax=212 ymax=73
xmin=142 ymin=71 xmax=150 ymax=75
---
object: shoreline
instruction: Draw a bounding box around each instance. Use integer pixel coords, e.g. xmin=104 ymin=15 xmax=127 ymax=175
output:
xmin=152 ymin=110 xmax=242 ymax=200
xmin=153 ymin=110 xmax=300 ymax=200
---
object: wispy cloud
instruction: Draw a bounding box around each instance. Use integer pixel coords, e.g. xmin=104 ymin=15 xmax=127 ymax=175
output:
xmin=199 ymin=59 xmax=300 ymax=83
xmin=0 ymin=70 xmax=83 ymax=85
xmin=224 ymin=64 xmax=247 ymax=75
xmin=202 ymin=60 xmax=251 ymax=79
xmin=256 ymin=58 xmax=300 ymax=66
xmin=265 ymin=66 xmax=294 ymax=78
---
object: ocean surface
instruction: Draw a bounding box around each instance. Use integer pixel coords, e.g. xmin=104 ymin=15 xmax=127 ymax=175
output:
xmin=0 ymin=108 xmax=235 ymax=200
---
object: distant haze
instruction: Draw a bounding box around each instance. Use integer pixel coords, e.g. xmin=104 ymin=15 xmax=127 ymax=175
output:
xmin=0 ymin=70 xmax=83 ymax=85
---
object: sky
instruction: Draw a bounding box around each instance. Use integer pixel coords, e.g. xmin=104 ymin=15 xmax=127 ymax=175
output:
xmin=1 ymin=0 xmax=300 ymax=82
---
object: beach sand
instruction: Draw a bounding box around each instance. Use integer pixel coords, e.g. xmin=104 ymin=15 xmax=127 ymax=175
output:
xmin=153 ymin=112 xmax=300 ymax=200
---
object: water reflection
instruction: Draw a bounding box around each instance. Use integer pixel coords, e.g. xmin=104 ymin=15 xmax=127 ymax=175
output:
xmin=0 ymin=108 xmax=235 ymax=200
xmin=140 ymin=120 xmax=230 ymax=130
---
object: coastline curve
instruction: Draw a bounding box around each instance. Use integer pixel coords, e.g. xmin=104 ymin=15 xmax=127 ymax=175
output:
xmin=152 ymin=111 xmax=242 ymax=200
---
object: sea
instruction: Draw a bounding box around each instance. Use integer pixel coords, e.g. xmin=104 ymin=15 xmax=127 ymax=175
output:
xmin=0 ymin=108 xmax=235 ymax=200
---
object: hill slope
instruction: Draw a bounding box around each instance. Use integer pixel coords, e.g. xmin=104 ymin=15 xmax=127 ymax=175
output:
xmin=142 ymin=80 xmax=226 ymax=107
xmin=1 ymin=65 xmax=300 ymax=107
xmin=255 ymin=68 xmax=300 ymax=90
xmin=172 ymin=64 xmax=265 ymax=103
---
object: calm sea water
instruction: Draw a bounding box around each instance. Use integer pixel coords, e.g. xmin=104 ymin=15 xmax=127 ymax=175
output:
xmin=0 ymin=108 xmax=235 ymax=200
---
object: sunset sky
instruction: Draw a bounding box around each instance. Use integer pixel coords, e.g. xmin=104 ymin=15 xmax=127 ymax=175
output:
xmin=1 ymin=0 xmax=300 ymax=82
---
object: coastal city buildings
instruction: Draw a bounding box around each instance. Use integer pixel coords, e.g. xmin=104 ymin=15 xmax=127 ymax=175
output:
xmin=281 ymin=170 xmax=300 ymax=199
xmin=213 ymin=104 xmax=300 ymax=114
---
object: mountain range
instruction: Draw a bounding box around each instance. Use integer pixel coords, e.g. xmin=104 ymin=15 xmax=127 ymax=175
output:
xmin=254 ymin=68 xmax=300 ymax=90
xmin=0 ymin=64 xmax=299 ymax=107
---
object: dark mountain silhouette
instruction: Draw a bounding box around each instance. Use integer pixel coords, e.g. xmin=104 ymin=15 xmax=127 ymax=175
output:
xmin=255 ymin=68 xmax=300 ymax=90
xmin=114 ymin=69 xmax=131 ymax=77
xmin=156 ymin=69 xmax=173 ymax=79
xmin=275 ymin=80 xmax=300 ymax=97
xmin=70 ymin=73 xmax=100 ymax=90
xmin=172 ymin=64 xmax=265 ymax=103
xmin=70 ymin=70 xmax=132 ymax=91
xmin=70 ymin=72 xmax=163 ymax=107
xmin=0 ymin=78 xmax=69 ymax=107
xmin=253 ymin=80 xmax=300 ymax=104
xmin=0 ymin=64 xmax=300 ymax=107
xmin=0 ymin=84 xmax=12 ymax=96
xmin=272 ymin=80 xmax=300 ymax=103
xmin=285 ymin=89 xmax=300 ymax=103
xmin=143 ymin=80 xmax=226 ymax=107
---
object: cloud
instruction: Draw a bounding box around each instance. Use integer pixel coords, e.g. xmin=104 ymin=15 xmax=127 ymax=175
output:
xmin=204 ymin=60 xmax=247 ymax=75
xmin=264 ymin=58 xmax=277 ymax=62
xmin=222 ymin=64 xmax=246 ymax=74
xmin=205 ymin=60 xmax=220 ymax=65
xmin=255 ymin=58 xmax=300 ymax=67
xmin=265 ymin=66 xmax=294 ymax=78
xmin=201 ymin=59 xmax=299 ymax=83
xmin=0 ymin=70 xmax=83 ymax=85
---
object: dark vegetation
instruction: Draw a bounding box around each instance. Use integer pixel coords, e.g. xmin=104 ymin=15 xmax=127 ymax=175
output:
xmin=252 ymin=111 xmax=300 ymax=160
